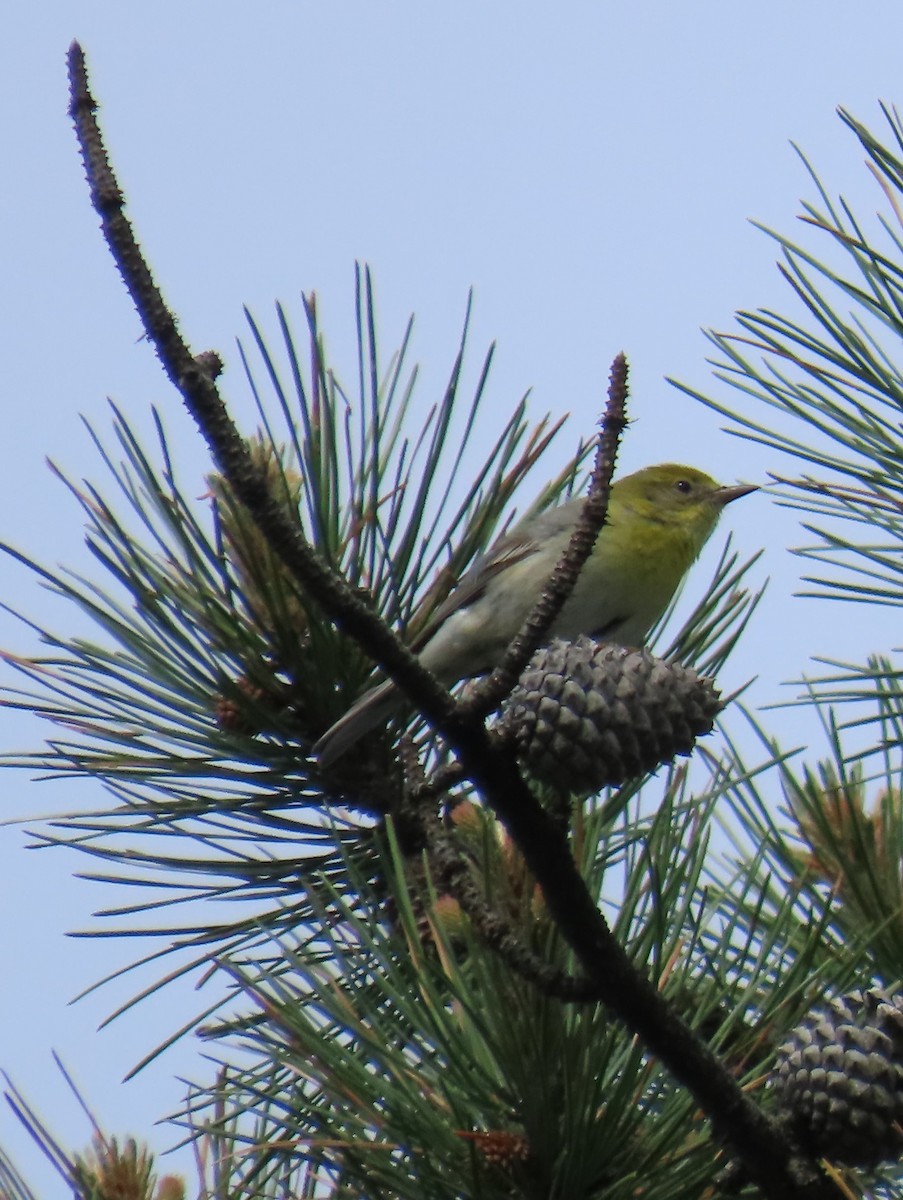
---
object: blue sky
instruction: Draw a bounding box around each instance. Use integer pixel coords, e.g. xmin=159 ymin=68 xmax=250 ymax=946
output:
xmin=4 ymin=3 xmax=903 ymax=1194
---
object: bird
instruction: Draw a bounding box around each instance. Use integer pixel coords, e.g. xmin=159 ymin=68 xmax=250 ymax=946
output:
xmin=314 ymin=463 xmax=756 ymax=766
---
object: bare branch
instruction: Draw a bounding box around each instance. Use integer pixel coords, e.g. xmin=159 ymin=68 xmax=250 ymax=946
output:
xmin=66 ymin=41 xmax=456 ymax=745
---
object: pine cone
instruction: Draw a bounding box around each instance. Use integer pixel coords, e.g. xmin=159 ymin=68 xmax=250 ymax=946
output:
xmin=214 ymin=677 xmax=269 ymax=734
xmin=499 ymin=637 xmax=721 ymax=795
xmin=771 ymin=988 xmax=903 ymax=1166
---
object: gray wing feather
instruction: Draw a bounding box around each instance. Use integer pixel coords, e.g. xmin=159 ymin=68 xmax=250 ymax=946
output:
xmin=313 ymin=498 xmax=585 ymax=765
xmin=409 ymin=498 xmax=583 ymax=649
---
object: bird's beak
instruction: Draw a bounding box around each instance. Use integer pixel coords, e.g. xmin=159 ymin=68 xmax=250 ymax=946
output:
xmin=715 ymin=482 xmax=758 ymax=506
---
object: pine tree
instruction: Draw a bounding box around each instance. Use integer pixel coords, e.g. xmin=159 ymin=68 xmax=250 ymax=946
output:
xmin=3 ymin=46 xmax=903 ymax=1200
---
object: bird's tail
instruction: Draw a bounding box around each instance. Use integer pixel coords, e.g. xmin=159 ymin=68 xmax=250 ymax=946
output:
xmin=313 ymin=679 xmax=402 ymax=768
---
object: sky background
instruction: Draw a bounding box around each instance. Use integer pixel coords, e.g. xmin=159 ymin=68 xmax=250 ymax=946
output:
xmin=3 ymin=3 xmax=903 ymax=1194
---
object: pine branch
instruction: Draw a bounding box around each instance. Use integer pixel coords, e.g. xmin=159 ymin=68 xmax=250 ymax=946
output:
xmin=64 ymin=41 xmax=836 ymax=1200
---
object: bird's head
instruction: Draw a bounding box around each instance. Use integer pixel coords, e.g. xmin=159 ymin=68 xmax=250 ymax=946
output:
xmin=613 ymin=463 xmax=757 ymax=552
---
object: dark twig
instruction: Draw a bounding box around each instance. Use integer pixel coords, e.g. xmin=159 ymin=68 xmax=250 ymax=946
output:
xmin=462 ymin=354 xmax=629 ymax=718
xmin=398 ymin=757 xmax=603 ymax=1002
xmin=66 ymin=46 xmax=832 ymax=1199
xmin=422 ymin=819 xmax=604 ymax=1003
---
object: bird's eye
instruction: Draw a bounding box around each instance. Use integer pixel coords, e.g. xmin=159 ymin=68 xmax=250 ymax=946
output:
xmin=674 ymin=479 xmax=693 ymax=495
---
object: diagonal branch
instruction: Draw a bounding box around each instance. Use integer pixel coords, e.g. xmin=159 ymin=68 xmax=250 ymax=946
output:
xmin=426 ymin=823 xmax=603 ymax=1001
xmin=67 ymin=40 xmax=460 ymax=746
xmin=397 ymin=744 xmax=603 ymax=1002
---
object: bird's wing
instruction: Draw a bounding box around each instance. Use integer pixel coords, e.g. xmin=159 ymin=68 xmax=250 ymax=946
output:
xmin=315 ymin=533 xmax=539 ymax=766
xmin=409 ymin=528 xmax=544 ymax=652
xmin=314 ymin=499 xmax=585 ymax=765
xmin=409 ymin=498 xmax=586 ymax=650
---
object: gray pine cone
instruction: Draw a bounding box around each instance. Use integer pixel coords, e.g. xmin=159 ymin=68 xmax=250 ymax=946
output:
xmin=771 ymin=988 xmax=903 ymax=1166
xmin=499 ymin=637 xmax=721 ymax=795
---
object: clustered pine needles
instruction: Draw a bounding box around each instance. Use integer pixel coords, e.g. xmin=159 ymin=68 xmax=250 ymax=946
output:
xmin=676 ymin=104 xmax=903 ymax=1087
xmin=0 ymin=269 xmax=774 ymax=1197
xmin=675 ymin=105 xmax=903 ymax=763
xmin=0 ymin=264 xmax=766 ymax=1007
xmin=0 ymin=272 xmax=603 ymax=1007
xmin=173 ymin=783 xmax=793 ymax=1200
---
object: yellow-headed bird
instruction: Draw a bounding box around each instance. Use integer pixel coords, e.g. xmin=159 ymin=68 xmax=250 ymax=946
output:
xmin=314 ymin=463 xmax=755 ymax=766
